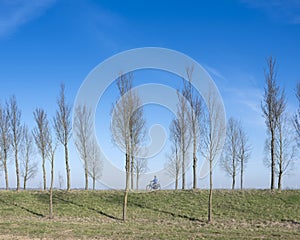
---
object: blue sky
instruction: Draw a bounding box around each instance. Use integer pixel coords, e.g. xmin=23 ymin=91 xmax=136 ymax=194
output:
xmin=0 ymin=0 xmax=299 ymax=189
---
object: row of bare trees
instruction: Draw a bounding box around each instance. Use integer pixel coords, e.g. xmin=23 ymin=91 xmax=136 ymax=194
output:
xmin=262 ymin=56 xmax=298 ymax=191
xmin=0 ymin=84 xmax=72 ymax=192
xmin=164 ymin=67 xmax=226 ymax=223
xmin=0 ymin=97 xmax=37 ymax=190
xmin=73 ymin=105 xmax=102 ymax=191
xmin=164 ymin=58 xmax=299 ymax=222
xmin=213 ymin=56 xmax=297 ymax=193
xmin=0 ymin=84 xmax=96 ymax=218
xmin=166 ymin=67 xmax=202 ymax=190
xmin=0 ymin=99 xmax=57 ymax=217
xmin=211 ymin=56 xmax=298 ymax=193
xmin=1 ymin=57 xmax=298 ymax=223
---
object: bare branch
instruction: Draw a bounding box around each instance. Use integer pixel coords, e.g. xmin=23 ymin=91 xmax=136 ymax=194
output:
xmin=7 ymin=95 xmax=23 ymax=191
xmin=88 ymin=141 xmax=102 ymax=190
xmin=53 ymin=83 xmax=72 ymax=190
xmin=20 ymin=125 xmax=37 ymax=190
xmin=200 ymin=90 xmax=226 ymax=222
xmin=0 ymin=101 xmax=11 ymax=190
xmin=261 ymin=56 xmax=286 ymax=190
xmin=32 ymin=108 xmax=50 ymax=190
xmin=73 ymin=104 xmax=93 ymax=190
xmin=110 ymin=73 xmax=147 ymax=221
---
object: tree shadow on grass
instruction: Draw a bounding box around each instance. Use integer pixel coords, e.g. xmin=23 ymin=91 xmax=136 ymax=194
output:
xmin=32 ymin=190 xmax=49 ymax=203
xmin=0 ymin=198 xmax=44 ymax=217
xmin=31 ymin=191 xmax=122 ymax=221
xmin=131 ymin=201 xmax=205 ymax=223
xmin=54 ymin=195 xmax=122 ymax=221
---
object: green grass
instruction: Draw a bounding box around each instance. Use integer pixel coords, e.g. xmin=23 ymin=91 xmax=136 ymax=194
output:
xmin=0 ymin=190 xmax=299 ymax=239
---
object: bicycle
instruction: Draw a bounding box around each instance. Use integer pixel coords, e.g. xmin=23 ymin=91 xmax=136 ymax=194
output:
xmin=146 ymin=181 xmax=161 ymax=191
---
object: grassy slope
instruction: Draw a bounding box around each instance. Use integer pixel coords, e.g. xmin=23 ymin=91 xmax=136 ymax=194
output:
xmin=0 ymin=190 xmax=299 ymax=239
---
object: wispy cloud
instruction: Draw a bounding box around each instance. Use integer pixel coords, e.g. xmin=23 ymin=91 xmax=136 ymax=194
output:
xmin=241 ymin=0 xmax=300 ymax=24
xmin=71 ymin=1 xmax=128 ymax=52
xmin=226 ymin=86 xmax=262 ymax=112
xmin=204 ymin=65 xmax=227 ymax=81
xmin=200 ymin=64 xmax=265 ymax=127
xmin=0 ymin=0 xmax=56 ymax=38
xmin=222 ymin=84 xmax=265 ymax=127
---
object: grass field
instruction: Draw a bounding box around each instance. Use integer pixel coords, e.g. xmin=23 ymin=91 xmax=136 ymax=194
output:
xmin=0 ymin=189 xmax=299 ymax=239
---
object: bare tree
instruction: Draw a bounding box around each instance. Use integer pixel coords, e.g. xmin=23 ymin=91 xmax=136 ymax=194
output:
xmin=74 ymin=104 xmax=92 ymax=191
xmin=0 ymin=152 xmax=2 ymax=175
xmin=200 ymin=91 xmax=225 ymax=223
xmin=0 ymin=102 xmax=11 ymax=190
xmin=130 ymin=104 xmax=146 ymax=191
xmin=33 ymin=108 xmax=50 ymax=191
xmin=8 ymin=96 xmax=23 ymax=191
xmin=88 ymin=141 xmax=102 ymax=190
xmin=20 ymin=125 xmax=37 ymax=190
xmin=165 ymin=119 xmax=181 ymax=190
xmin=176 ymin=90 xmax=191 ymax=190
xmin=111 ymin=73 xmax=132 ymax=221
xmin=134 ymin=157 xmax=147 ymax=191
xmin=53 ymin=83 xmax=72 ymax=191
xmin=294 ymin=82 xmax=300 ymax=146
xmin=261 ymin=56 xmax=286 ymax=190
xmin=221 ymin=118 xmax=239 ymax=190
xmin=221 ymin=118 xmax=251 ymax=190
xmin=184 ymin=66 xmax=202 ymax=189
xmin=47 ymin=132 xmax=57 ymax=219
xmin=237 ymin=124 xmax=251 ymax=190
xmin=111 ymin=73 xmax=146 ymax=221
xmin=127 ymin=99 xmax=147 ymax=192
xmin=276 ymin=114 xmax=296 ymax=190
xmin=165 ymin=151 xmax=181 ymax=190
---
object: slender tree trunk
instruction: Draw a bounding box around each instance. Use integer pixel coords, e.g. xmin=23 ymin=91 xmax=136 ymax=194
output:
xmin=93 ymin=176 xmax=96 ymax=190
xmin=278 ymin=170 xmax=282 ymax=190
xmin=278 ymin=125 xmax=283 ymax=190
xmin=278 ymin=146 xmax=283 ymax=190
xmin=193 ymin=133 xmax=197 ymax=189
xmin=182 ymin=156 xmax=185 ymax=189
xmin=23 ymin=177 xmax=27 ymax=190
xmin=130 ymin=126 xmax=134 ymax=191
xmin=208 ymin=159 xmax=213 ymax=223
xmin=123 ymin=149 xmax=130 ymax=221
xmin=182 ymin=136 xmax=185 ymax=190
xmin=15 ymin=148 xmax=20 ymax=191
xmin=85 ymin=158 xmax=88 ymax=190
xmin=240 ymin=156 xmax=244 ymax=190
xmin=49 ymin=187 xmax=53 ymax=218
xmin=123 ymin=189 xmax=129 ymax=221
xmin=4 ymin=149 xmax=8 ymax=190
xmin=136 ymin=173 xmax=139 ymax=191
xmin=130 ymin=154 xmax=134 ymax=191
xmin=49 ymin=154 xmax=54 ymax=219
xmin=232 ymin=158 xmax=236 ymax=190
xmin=175 ymin=171 xmax=178 ymax=190
xmin=270 ymin=130 xmax=275 ymax=190
xmin=175 ymin=147 xmax=179 ymax=191
xmin=24 ymin=157 xmax=29 ymax=190
xmin=65 ymin=144 xmax=70 ymax=191
xmin=42 ymin=155 xmax=46 ymax=190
